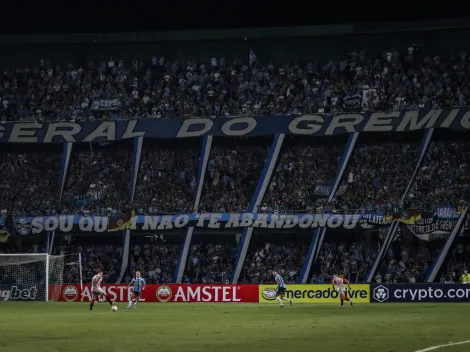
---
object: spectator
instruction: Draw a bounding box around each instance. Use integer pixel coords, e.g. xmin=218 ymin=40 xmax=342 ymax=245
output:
xmin=134 ymin=140 xmax=199 ymax=215
xmin=199 ymin=138 xmax=269 ymax=212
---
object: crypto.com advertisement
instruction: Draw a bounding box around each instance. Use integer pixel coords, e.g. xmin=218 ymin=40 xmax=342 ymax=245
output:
xmin=51 ymin=284 xmax=259 ymax=303
xmin=371 ymin=284 xmax=470 ymax=303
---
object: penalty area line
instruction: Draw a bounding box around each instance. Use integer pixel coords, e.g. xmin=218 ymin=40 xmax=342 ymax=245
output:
xmin=414 ymin=340 xmax=470 ymax=352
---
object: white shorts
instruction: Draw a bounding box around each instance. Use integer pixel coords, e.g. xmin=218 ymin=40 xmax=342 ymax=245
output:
xmin=92 ymin=288 xmax=104 ymax=296
xmin=337 ymin=287 xmax=347 ymax=294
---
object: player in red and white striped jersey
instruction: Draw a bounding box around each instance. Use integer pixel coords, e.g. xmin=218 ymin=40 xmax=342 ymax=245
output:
xmin=332 ymin=274 xmax=353 ymax=307
xmin=89 ymin=269 xmax=114 ymax=311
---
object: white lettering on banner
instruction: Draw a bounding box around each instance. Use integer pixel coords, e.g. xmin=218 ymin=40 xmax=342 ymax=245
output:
xmin=461 ymin=110 xmax=470 ymax=129
xmin=10 ymin=123 xmax=42 ymax=143
xmin=42 ymin=123 xmax=82 ymax=143
xmin=83 ymin=122 xmax=116 ymax=142
xmin=363 ymin=112 xmax=399 ymax=132
xmin=174 ymin=215 xmax=189 ymax=228
xmin=220 ymin=117 xmax=257 ymax=136
xmin=396 ymin=109 xmax=441 ymax=131
xmin=32 ymin=216 xmax=74 ymax=234
xmin=391 ymin=287 xmax=470 ymax=301
xmin=208 ymin=213 xmax=223 ymax=228
xmin=325 ymin=114 xmax=364 ymax=135
xmin=176 ymin=119 xmax=214 ymax=138
xmin=173 ymin=286 xmax=241 ymax=302
xmin=122 ymin=120 xmax=146 ymax=139
xmin=158 ymin=216 xmax=173 ymax=230
xmin=28 ymin=213 xmax=368 ymax=233
xmin=3 ymin=108 xmax=470 ymax=144
xmin=80 ymin=286 xmax=139 ymax=302
xmin=0 ymin=286 xmax=38 ymax=301
xmin=288 ymin=115 xmax=324 ymax=135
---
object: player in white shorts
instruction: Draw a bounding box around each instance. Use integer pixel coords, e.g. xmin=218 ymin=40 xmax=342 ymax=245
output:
xmin=332 ymin=274 xmax=353 ymax=307
xmin=90 ymin=269 xmax=114 ymax=311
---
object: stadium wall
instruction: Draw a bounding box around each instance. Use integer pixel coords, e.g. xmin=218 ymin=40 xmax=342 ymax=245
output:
xmin=3 ymin=284 xmax=470 ymax=303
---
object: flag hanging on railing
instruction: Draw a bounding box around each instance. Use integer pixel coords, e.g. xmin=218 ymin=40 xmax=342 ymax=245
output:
xmin=249 ymin=47 xmax=257 ymax=65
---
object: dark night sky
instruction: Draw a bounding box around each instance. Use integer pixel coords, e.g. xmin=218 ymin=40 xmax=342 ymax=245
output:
xmin=1 ymin=0 xmax=468 ymax=33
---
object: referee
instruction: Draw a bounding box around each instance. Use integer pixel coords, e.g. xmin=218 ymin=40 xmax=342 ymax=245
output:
xmin=461 ymin=269 xmax=470 ymax=284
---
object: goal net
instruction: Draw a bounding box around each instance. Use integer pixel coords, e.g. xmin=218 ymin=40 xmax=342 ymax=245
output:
xmin=0 ymin=253 xmax=83 ymax=302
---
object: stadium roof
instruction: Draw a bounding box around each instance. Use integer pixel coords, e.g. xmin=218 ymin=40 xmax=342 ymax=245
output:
xmin=0 ymin=0 xmax=468 ymax=35
xmin=1 ymin=17 xmax=470 ymax=45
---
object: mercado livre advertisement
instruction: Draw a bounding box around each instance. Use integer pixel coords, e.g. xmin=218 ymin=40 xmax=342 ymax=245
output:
xmin=258 ymin=284 xmax=370 ymax=303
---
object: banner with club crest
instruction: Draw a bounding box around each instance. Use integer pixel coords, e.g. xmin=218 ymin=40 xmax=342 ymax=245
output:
xmin=7 ymin=206 xmax=468 ymax=237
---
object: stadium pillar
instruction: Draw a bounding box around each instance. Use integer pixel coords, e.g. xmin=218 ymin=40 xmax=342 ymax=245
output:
xmin=297 ymin=132 xmax=358 ymax=283
xmin=329 ymin=132 xmax=359 ymax=199
xmin=401 ymin=128 xmax=434 ymax=202
xmin=130 ymin=136 xmax=143 ymax=202
xmin=231 ymin=134 xmax=285 ymax=284
xmin=365 ymin=220 xmax=399 ymax=283
xmin=60 ymin=143 xmax=73 ymax=200
xmin=174 ymin=136 xmax=213 ymax=283
xmin=425 ymin=206 xmax=468 ymax=283
xmin=117 ymin=228 xmax=131 ymax=283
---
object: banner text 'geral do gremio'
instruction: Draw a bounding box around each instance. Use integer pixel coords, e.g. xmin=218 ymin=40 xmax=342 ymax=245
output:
xmin=51 ymin=284 xmax=259 ymax=303
xmin=1 ymin=108 xmax=470 ymax=143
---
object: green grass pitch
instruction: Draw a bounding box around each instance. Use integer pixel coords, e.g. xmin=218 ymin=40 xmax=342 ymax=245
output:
xmin=1 ymin=302 xmax=469 ymax=352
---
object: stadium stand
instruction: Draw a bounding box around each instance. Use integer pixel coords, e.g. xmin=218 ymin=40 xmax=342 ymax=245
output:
xmin=1 ymin=25 xmax=470 ymax=287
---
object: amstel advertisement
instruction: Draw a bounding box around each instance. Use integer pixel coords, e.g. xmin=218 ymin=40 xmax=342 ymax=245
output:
xmin=50 ymin=284 xmax=259 ymax=303
xmin=259 ymin=284 xmax=370 ymax=303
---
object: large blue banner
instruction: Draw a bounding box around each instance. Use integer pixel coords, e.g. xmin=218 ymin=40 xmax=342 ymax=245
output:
xmin=1 ymin=108 xmax=469 ymax=143
xmin=371 ymin=284 xmax=470 ymax=303
xmin=9 ymin=209 xmax=465 ymax=235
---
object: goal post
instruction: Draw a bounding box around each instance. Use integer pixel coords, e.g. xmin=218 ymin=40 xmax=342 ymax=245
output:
xmin=0 ymin=253 xmax=83 ymax=302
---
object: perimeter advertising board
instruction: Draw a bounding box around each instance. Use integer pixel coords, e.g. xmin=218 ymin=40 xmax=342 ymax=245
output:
xmin=51 ymin=284 xmax=259 ymax=303
xmin=258 ymin=284 xmax=370 ymax=303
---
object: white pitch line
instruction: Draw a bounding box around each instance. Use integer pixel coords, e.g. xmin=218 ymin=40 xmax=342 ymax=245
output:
xmin=414 ymin=340 xmax=470 ymax=352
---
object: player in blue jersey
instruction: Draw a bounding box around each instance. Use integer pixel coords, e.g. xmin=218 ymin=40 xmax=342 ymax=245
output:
xmin=127 ymin=271 xmax=146 ymax=309
xmin=272 ymin=271 xmax=293 ymax=308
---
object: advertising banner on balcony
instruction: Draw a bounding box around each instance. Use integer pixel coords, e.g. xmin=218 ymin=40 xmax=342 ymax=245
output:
xmin=258 ymin=284 xmax=370 ymax=304
xmin=371 ymin=284 xmax=470 ymax=303
xmin=51 ymin=284 xmax=259 ymax=303
xmin=0 ymin=108 xmax=469 ymax=143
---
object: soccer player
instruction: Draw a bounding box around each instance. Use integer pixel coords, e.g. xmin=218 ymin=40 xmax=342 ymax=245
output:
xmin=272 ymin=270 xmax=293 ymax=308
xmin=90 ymin=269 xmax=114 ymax=311
xmin=332 ymin=274 xmax=353 ymax=307
xmin=127 ymin=271 xmax=146 ymax=309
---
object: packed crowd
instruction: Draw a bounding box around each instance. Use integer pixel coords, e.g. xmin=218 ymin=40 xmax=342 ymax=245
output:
xmin=133 ymin=140 xmax=199 ymax=215
xmin=199 ymin=138 xmax=269 ymax=213
xmin=338 ymin=138 xmax=420 ymax=212
xmin=2 ymin=45 xmax=470 ymax=122
xmin=184 ymin=241 xmax=238 ymax=283
xmin=407 ymin=136 xmax=470 ymax=210
xmin=61 ymin=142 xmax=132 ymax=215
xmin=310 ymin=233 xmax=379 ymax=283
xmin=0 ymin=146 xmax=62 ymax=215
xmin=125 ymin=237 xmax=181 ymax=284
xmin=374 ymin=235 xmax=442 ymax=284
xmin=0 ymin=44 xmax=469 ymax=215
xmin=261 ymin=136 xmax=344 ymax=213
xmin=239 ymin=235 xmax=309 ymax=284
xmin=54 ymin=242 xmax=123 ymax=284
xmin=442 ymin=239 xmax=470 ymax=283
xmin=2 ymin=226 xmax=469 ymax=285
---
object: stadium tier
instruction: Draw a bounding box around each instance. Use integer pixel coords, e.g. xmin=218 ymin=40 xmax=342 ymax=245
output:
xmin=1 ymin=29 xmax=470 ymax=294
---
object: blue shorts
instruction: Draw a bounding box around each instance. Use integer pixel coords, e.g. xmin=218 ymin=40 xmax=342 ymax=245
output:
xmin=133 ymin=290 xmax=141 ymax=296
